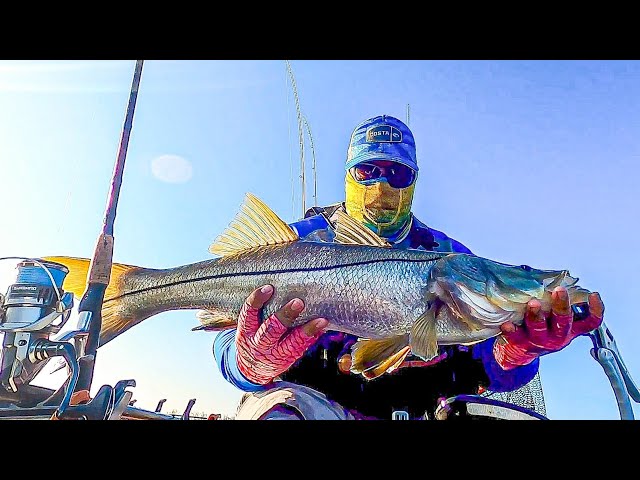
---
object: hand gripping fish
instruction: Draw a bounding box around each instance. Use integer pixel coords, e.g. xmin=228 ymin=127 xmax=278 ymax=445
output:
xmin=44 ymin=193 xmax=592 ymax=379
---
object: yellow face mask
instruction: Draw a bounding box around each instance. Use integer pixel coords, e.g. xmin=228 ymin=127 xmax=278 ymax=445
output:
xmin=344 ymin=172 xmax=415 ymax=238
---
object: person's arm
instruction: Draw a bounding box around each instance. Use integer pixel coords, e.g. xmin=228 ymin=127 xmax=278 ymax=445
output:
xmin=473 ymin=337 xmax=540 ymax=392
xmin=290 ymin=213 xmax=333 ymax=239
xmin=213 ymin=329 xmax=267 ymax=392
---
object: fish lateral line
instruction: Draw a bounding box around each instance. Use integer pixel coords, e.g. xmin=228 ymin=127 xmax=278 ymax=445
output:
xmin=105 ymin=255 xmax=439 ymax=302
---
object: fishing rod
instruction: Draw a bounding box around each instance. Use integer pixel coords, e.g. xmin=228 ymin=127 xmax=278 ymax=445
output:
xmin=72 ymin=60 xmax=144 ymax=398
xmin=285 ymin=60 xmax=306 ymax=217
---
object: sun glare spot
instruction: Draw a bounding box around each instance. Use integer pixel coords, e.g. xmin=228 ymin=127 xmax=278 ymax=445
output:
xmin=151 ymin=155 xmax=193 ymax=184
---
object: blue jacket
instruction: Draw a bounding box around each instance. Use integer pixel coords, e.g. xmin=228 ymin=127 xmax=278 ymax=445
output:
xmin=213 ymin=204 xmax=539 ymax=394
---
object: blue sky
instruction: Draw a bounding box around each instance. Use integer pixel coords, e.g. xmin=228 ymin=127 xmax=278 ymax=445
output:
xmin=0 ymin=60 xmax=638 ymax=419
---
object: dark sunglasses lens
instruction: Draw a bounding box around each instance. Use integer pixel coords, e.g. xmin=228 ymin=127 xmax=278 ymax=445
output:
xmin=352 ymin=163 xmax=416 ymax=188
xmin=387 ymin=164 xmax=416 ymax=188
xmin=352 ymin=164 xmax=380 ymax=181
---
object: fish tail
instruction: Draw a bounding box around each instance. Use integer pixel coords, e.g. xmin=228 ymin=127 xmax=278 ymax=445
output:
xmin=42 ymin=256 xmax=142 ymax=345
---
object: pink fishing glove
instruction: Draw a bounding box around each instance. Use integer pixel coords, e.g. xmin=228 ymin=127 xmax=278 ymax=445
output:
xmin=494 ymin=287 xmax=604 ymax=370
xmin=236 ymin=285 xmax=329 ymax=385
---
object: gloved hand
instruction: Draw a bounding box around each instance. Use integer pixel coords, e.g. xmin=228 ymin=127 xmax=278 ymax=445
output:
xmin=493 ymin=286 xmax=604 ymax=370
xmin=236 ymin=285 xmax=329 ymax=385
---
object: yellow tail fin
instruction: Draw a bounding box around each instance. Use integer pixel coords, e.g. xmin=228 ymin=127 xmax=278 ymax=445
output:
xmin=42 ymin=256 xmax=139 ymax=344
xmin=43 ymin=256 xmax=137 ymax=300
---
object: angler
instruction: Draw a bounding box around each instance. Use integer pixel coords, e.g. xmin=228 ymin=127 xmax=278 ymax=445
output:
xmin=209 ymin=115 xmax=604 ymax=420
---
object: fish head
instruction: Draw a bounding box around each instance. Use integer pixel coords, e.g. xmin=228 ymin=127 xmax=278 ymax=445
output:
xmin=429 ymin=254 xmax=583 ymax=328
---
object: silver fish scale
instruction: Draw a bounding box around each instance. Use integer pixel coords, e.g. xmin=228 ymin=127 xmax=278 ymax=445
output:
xmin=260 ymin=257 xmax=430 ymax=338
xmin=117 ymin=242 xmax=447 ymax=339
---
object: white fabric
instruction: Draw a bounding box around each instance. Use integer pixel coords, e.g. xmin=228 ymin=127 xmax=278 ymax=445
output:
xmin=235 ymin=381 xmax=356 ymax=420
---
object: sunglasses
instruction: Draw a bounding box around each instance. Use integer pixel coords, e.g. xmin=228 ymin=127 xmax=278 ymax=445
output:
xmin=350 ymin=162 xmax=417 ymax=189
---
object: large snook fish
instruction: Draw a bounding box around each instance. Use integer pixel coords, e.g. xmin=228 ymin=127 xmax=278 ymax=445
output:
xmin=44 ymin=193 xmax=592 ymax=379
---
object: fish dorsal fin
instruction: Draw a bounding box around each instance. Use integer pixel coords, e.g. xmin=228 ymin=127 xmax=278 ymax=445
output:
xmin=333 ymin=210 xmax=390 ymax=247
xmin=209 ymin=193 xmax=299 ymax=257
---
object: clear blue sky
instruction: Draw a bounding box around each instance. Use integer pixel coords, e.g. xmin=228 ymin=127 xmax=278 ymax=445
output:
xmin=0 ymin=60 xmax=638 ymax=419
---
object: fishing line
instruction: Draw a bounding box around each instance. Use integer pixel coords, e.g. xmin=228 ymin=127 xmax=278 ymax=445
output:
xmin=284 ymin=62 xmax=295 ymax=221
xmin=0 ymin=256 xmax=63 ymax=304
xmin=284 ymin=60 xmax=306 ymax=217
xmin=302 ymin=115 xmax=318 ymax=207
xmin=57 ymin=186 xmax=74 ymax=239
xmin=55 ymin=60 xmax=116 ymax=239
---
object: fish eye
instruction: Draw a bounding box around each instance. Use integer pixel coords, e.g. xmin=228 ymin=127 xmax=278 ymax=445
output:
xmin=520 ymin=265 xmax=532 ymax=272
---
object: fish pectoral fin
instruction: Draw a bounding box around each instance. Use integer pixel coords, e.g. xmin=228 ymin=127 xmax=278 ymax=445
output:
xmin=410 ymin=308 xmax=439 ymax=362
xmin=193 ymin=310 xmax=238 ymax=331
xmin=333 ymin=210 xmax=391 ymax=247
xmin=350 ymin=334 xmax=410 ymax=379
xmin=209 ymin=193 xmax=299 ymax=257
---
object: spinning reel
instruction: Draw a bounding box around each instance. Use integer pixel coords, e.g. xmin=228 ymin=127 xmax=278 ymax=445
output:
xmin=0 ymin=258 xmax=121 ymax=419
xmin=0 ymin=259 xmax=80 ymax=413
xmin=0 ymin=258 xmax=197 ymax=420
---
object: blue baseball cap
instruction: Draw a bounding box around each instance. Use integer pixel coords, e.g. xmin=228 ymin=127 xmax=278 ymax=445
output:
xmin=345 ymin=115 xmax=418 ymax=172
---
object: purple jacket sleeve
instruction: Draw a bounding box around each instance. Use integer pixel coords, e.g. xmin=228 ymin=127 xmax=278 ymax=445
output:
xmin=472 ymin=339 xmax=540 ymax=391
